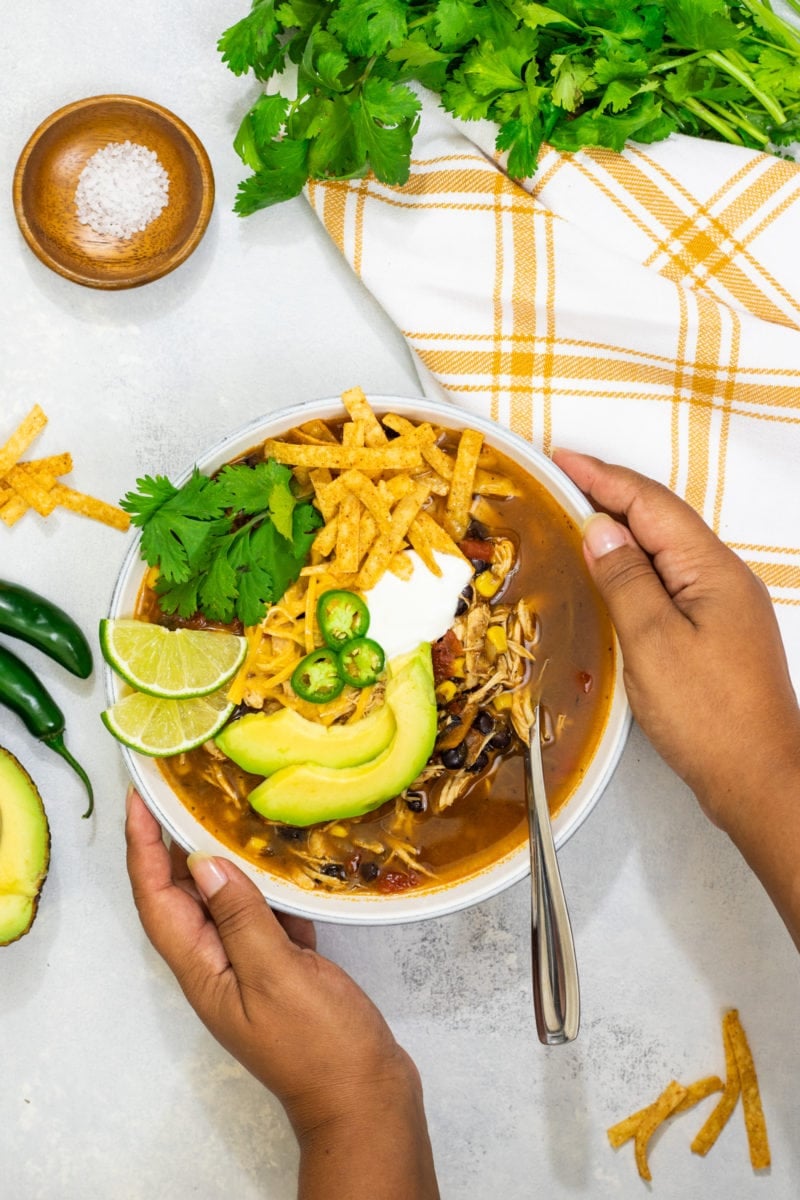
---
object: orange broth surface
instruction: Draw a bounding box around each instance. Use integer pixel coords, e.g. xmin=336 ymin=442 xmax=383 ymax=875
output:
xmin=138 ymin=426 xmax=616 ymax=895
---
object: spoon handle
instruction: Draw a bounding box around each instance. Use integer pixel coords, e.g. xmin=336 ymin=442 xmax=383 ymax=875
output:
xmin=527 ymin=706 xmax=580 ymax=1045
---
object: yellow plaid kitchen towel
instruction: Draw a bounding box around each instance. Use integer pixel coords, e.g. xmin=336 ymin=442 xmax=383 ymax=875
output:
xmin=306 ymin=92 xmax=800 ymax=683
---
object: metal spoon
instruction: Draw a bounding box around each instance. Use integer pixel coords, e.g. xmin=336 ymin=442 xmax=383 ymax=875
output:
xmin=526 ymin=704 xmax=580 ymax=1044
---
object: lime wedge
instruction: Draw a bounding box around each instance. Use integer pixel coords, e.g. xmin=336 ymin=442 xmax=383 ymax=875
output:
xmin=101 ymin=690 xmax=235 ymax=757
xmin=100 ymin=619 xmax=246 ymax=699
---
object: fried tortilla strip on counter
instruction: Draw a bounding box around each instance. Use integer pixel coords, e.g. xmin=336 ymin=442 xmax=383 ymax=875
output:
xmin=607 ymin=1076 xmax=724 ymax=1149
xmin=263 ymin=439 xmax=421 ymax=471
xmin=726 ymin=1009 xmax=771 ymax=1169
xmin=634 ymin=1080 xmax=688 ymax=1182
xmin=691 ymin=1011 xmax=742 ymax=1157
xmin=5 ymin=464 xmax=59 ymax=517
xmin=49 ymin=484 xmax=131 ymax=531
xmin=0 ymin=404 xmax=47 ymax=477
xmin=0 ymin=491 xmax=30 ymax=527
xmin=444 ymin=428 xmax=484 ymax=542
xmin=341 ymin=387 xmax=388 ymax=446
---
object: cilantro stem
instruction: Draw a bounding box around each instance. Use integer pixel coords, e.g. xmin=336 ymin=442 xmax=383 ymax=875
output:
xmin=649 ymin=51 xmax=709 ymax=74
xmin=705 ymin=99 xmax=769 ymax=145
xmin=683 ymin=96 xmax=744 ymax=145
xmin=705 ymin=49 xmax=785 ymax=124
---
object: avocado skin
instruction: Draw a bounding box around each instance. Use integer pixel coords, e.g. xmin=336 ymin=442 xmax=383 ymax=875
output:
xmin=247 ymin=643 xmax=436 ymax=827
xmin=215 ymin=698 xmax=396 ymax=775
xmin=0 ymin=746 xmax=50 ymax=946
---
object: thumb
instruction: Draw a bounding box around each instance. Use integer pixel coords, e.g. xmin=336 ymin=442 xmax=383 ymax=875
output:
xmin=188 ymin=854 xmax=294 ymax=993
xmin=582 ymin=513 xmax=684 ymax=648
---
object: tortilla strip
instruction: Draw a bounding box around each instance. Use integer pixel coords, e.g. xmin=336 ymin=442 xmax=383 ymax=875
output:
xmin=341 ymin=387 xmax=388 ymax=446
xmin=726 ymin=1009 xmax=770 ymax=1170
xmin=444 ymin=428 xmax=483 ymax=541
xmin=607 ymin=1075 xmax=724 ymax=1149
xmin=5 ymin=465 xmax=59 ymax=516
xmin=323 ymin=470 xmax=393 ymax=533
xmin=357 ymin=482 xmax=430 ymax=590
xmin=0 ymin=405 xmax=47 ymax=477
xmin=413 ymin=510 xmax=469 ymax=563
xmin=263 ymin=440 xmax=422 ymax=471
xmin=634 ymin=1081 xmax=688 ymax=1182
xmin=0 ymin=493 xmax=30 ymax=526
xmin=335 ymin=489 xmax=361 ymax=575
xmin=21 ymin=452 xmax=74 ymax=478
xmin=691 ymin=1013 xmax=741 ymax=1156
xmin=48 ymin=484 xmax=131 ymax=531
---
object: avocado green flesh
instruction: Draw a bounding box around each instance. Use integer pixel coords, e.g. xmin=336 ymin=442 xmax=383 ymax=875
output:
xmin=248 ymin=643 xmax=437 ymax=826
xmin=0 ymin=747 xmax=50 ymax=946
xmin=215 ymin=698 xmax=396 ymax=774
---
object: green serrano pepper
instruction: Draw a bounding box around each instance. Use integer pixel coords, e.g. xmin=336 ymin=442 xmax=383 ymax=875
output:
xmin=0 ymin=644 xmax=94 ymax=817
xmin=0 ymin=580 xmax=93 ymax=679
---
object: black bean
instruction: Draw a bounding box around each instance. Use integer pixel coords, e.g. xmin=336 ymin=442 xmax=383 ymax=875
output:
xmin=474 ymin=710 xmax=495 ymax=735
xmin=460 ymin=585 xmax=472 ymax=599
xmin=455 ymin=596 xmax=468 ymax=617
xmin=468 ymin=751 xmax=490 ymax=773
xmin=360 ymin=861 xmax=380 ymax=882
xmin=278 ymin=824 xmax=306 ymax=841
xmin=471 ymin=559 xmax=491 ymax=574
xmin=467 ymin=518 xmax=489 ymax=539
xmin=321 ymin=862 xmax=347 ymax=880
xmin=489 ymin=727 xmax=512 ymax=751
xmin=406 ymin=792 xmax=426 ymax=813
xmin=441 ymin=742 xmax=467 ymax=770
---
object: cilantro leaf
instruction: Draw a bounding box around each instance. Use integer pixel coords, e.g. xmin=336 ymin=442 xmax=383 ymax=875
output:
xmin=121 ymin=462 xmax=322 ymax=627
xmin=328 ymin=0 xmax=407 ymax=56
xmin=221 ymin=0 xmax=800 ymax=212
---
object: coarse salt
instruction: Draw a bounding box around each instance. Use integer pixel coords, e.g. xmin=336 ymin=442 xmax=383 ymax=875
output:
xmin=74 ymin=140 xmax=170 ymax=239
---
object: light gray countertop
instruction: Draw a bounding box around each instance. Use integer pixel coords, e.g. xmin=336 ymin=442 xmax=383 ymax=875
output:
xmin=2 ymin=4 xmax=799 ymax=1198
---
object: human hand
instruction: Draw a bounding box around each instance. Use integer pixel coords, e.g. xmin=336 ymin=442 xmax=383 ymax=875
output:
xmin=554 ymin=450 xmax=800 ymax=836
xmin=125 ymin=791 xmax=439 ymax=1197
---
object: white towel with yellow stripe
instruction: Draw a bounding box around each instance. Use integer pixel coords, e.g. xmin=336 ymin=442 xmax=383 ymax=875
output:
xmin=305 ymin=90 xmax=800 ymax=684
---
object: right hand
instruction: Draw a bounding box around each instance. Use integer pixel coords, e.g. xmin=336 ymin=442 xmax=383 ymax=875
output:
xmin=554 ymin=450 xmax=800 ymax=835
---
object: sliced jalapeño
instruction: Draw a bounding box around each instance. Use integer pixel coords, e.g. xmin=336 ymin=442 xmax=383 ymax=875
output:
xmin=338 ymin=637 xmax=385 ymax=689
xmin=317 ymin=590 xmax=370 ymax=649
xmin=291 ymin=647 xmax=345 ymax=703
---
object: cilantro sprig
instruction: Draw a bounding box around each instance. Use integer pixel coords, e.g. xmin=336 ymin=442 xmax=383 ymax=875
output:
xmin=121 ymin=461 xmax=323 ymax=627
xmin=220 ymin=0 xmax=800 ymax=213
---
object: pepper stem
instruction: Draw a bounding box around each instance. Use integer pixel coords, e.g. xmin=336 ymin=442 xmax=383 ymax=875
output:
xmin=46 ymin=733 xmax=94 ymax=818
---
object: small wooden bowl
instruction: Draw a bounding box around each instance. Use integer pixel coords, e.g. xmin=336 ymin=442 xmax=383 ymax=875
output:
xmin=13 ymin=95 xmax=215 ymax=289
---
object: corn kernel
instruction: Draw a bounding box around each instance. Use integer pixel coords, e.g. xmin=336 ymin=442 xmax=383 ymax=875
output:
xmin=475 ymin=571 xmax=501 ymax=598
xmin=451 ymin=656 xmax=466 ymax=678
xmin=436 ymin=680 xmax=457 ymax=703
xmin=329 ymin=824 xmax=348 ymax=837
xmin=246 ymin=836 xmax=268 ymax=852
xmin=487 ymin=625 xmax=508 ymax=653
xmin=493 ymin=692 xmax=513 ymax=712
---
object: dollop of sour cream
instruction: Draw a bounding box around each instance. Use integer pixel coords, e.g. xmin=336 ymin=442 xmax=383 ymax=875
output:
xmin=365 ymin=550 xmax=473 ymax=662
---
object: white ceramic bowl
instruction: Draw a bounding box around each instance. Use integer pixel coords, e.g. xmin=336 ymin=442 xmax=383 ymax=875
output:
xmin=106 ymin=395 xmax=631 ymax=924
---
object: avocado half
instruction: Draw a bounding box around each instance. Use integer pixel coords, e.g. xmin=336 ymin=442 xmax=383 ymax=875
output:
xmin=0 ymin=747 xmax=50 ymax=946
xmin=247 ymin=642 xmax=437 ymax=827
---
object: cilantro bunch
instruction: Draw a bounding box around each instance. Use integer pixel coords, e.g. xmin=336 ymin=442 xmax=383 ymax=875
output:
xmin=219 ymin=0 xmax=800 ymax=213
xmin=121 ymin=461 xmax=322 ymax=627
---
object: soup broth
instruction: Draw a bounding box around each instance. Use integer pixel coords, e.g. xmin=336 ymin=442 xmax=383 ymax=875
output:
xmin=138 ymin=417 xmax=615 ymax=896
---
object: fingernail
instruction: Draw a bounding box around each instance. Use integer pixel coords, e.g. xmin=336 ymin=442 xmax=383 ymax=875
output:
xmin=125 ymin=784 xmax=136 ymax=816
xmin=583 ymin=513 xmax=628 ymax=558
xmin=187 ymin=853 xmax=228 ymax=899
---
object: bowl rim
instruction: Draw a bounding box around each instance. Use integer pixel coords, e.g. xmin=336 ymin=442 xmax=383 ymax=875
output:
xmin=106 ymin=394 xmax=631 ymax=924
xmin=12 ymin=93 xmax=215 ymax=290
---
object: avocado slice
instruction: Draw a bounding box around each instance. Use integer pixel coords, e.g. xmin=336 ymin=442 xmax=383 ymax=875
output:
xmin=215 ymin=698 xmax=396 ymax=775
xmin=248 ymin=642 xmax=437 ymax=826
xmin=0 ymin=747 xmax=50 ymax=946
